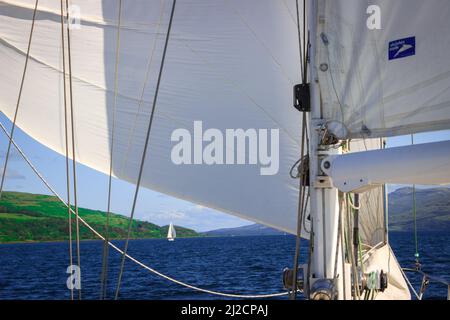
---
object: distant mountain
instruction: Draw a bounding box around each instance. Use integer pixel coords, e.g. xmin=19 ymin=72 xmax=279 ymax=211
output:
xmin=203 ymin=223 xmax=285 ymax=237
xmin=389 ymin=187 xmax=450 ymax=232
xmin=204 ymin=187 xmax=450 ymax=236
xmin=0 ymin=191 xmax=199 ymax=243
xmin=1 ymin=187 xmax=448 ymax=242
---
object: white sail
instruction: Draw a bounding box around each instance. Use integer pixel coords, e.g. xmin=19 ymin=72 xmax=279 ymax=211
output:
xmin=167 ymin=222 xmax=176 ymax=240
xmin=0 ymin=0 xmax=307 ymax=235
xmin=315 ymin=0 xmax=450 ymax=138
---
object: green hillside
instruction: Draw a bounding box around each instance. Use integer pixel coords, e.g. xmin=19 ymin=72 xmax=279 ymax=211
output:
xmin=389 ymin=187 xmax=450 ymax=232
xmin=0 ymin=191 xmax=198 ymax=243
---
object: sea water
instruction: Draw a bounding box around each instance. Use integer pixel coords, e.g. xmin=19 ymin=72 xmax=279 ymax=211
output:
xmin=0 ymin=233 xmax=448 ymax=300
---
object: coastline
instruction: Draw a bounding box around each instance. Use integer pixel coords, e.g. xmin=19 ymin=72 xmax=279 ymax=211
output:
xmin=0 ymin=235 xmax=205 ymax=245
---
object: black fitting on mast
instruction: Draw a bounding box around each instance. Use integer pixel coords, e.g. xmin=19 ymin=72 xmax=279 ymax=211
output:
xmin=293 ymin=83 xmax=310 ymax=112
xmin=353 ymin=194 xmax=360 ymax=267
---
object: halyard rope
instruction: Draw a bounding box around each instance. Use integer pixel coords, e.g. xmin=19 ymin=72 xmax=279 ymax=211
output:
xmin=64 ymin=0 xmax=82 ymax=299
xmin=0 ymin=120 xmax=289 ymax=299
xmin=290 ymin=0 xmax=308 ymax=300
xmin=0 ymin=0 xmax=38 ymax=200
xmin=113 ymin=0 xmax=176 ymax=300
xmin=59 ymin=0 xmax=73 ymax=301
xmin=410 ymin=135 xmax=420 ymax=269
xmin=100 ymin=0 xmax=122 ymax=301
xmin=290 ymin=112 xmax=307 ymax=300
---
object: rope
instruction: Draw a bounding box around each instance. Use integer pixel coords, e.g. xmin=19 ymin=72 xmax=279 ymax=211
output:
xmin=347 ymin=194 xmax=361 ymax=210
xmin=0 ymin=0 xmax=39 ymax=201
xmin=410 ymin=134 xmax=420 ymax=269
xmin=295 ymin=0 xmax=304 ymax=83
xmin=290 ymin=113 xmax=308 ymax=300
xmin=400 ymin=267 xmax=421 ymax=300
xmin=339 ymin=201 xmax=347 ymax=300
xmin=64 ymin=0 xmax=82 ymax=300
xmin=382 ymin=139 xmax=389 ymax=244
xmin=59 ymin=0 xmax=73 ymax=301
xmin=290 ymin=0 xmax=308 ymax=300
xmin=0 ymin=120 xmax=288 ymax=299
xmin=345 ymin=194 xmax=361 ymax=300
xmin=333 ymin=197 xmax=342 ymax=281
xmin=100 ymin=0 xmax=122 ymax=300
xmin=114 ymin=0 xmax=177 ymax=300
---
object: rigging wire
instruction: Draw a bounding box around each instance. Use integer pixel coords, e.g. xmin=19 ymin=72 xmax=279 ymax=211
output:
xmin=65 ymin=0 xmax=82 ymax=299
xmin=114 ymin=0 xmax=177 ymax=300
xmin=333 ymin=197 xmax=343 ymax=281
xmin=59 ymin=0 xmax=73 ymax=301
xmin=339 ymin=198 xmax=348 ymax=300
xmin=345 ymin=194 xmax=361 ymax=300
xmin=381 ymin=139 xmax=390 ymax=244
xmin=0 ymin=120 xmax=288 ymax=299
xmin=290 ymin=0 xmax=308 ymax=300
xmin=295 ymin=0 xmax=304 ymax=83
xmin=400 ymin=267 xmax=421 ymax=300
xmin=410 ymin=134 xmax=420 ymax=270
xmin=0 ymin=0 xmax=39 ymax=201
xmin=290 ymin=112 xmax=308 ymax=300
xmin=100 ymin=0 xmax=122 ymax=300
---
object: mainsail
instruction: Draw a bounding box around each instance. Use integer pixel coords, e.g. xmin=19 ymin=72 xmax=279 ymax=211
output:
xmin=0 ymin=0 xmax=306 ymax=235
xmin=315 ymin=0 xmax=450 ymax=138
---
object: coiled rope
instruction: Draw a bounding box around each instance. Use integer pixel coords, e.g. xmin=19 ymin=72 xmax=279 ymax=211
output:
xmin=0 ymin=121 xmax=288 ymax=299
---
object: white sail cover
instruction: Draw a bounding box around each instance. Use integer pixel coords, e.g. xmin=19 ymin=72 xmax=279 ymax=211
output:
xmin=362 ymin=244 xmax=410 ymax=300
xmin=315 ymin=0 xmax=450 ymax=138
xmin=0 ymin=0 xmax=307 ymax=234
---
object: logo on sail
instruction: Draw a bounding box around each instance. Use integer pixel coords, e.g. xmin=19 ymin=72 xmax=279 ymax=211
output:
xmin=389 ymin=36 xmax=415 ymax=60
xmin=170 ymin=121 xmax=279 ymax=176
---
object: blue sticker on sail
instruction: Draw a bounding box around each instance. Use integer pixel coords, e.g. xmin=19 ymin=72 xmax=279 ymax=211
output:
xmin=389 ymin=37 xmax=415 ymax=60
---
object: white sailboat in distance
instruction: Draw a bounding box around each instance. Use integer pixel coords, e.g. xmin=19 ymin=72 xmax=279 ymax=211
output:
xmin=167 ymin=222 xmax=176 ymax=242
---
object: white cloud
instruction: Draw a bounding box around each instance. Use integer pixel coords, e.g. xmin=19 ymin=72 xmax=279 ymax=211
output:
xmin=137 ymin=204 xmax=251 ymax=232
xmin=0 ymin=167 xmax=25 ymax=180
xmin=145 ymin=210 xmax=186 ymax=221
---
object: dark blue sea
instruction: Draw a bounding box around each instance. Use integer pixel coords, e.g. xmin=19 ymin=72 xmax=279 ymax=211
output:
xmin=0 ymin=233 xmax=448 ymax=300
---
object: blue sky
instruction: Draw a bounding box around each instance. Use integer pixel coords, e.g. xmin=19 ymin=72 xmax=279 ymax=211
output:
xmin=0 ymin=113 xmax=247 ymax=232
xmin=0 ymin=112 xmax=448 ymax=232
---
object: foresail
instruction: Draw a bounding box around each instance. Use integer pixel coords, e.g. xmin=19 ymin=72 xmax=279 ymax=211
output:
xmin=0 ymin=1 xmax=307 ymax=235
xmin=315 ymin=0 xmax=450 ymax=139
